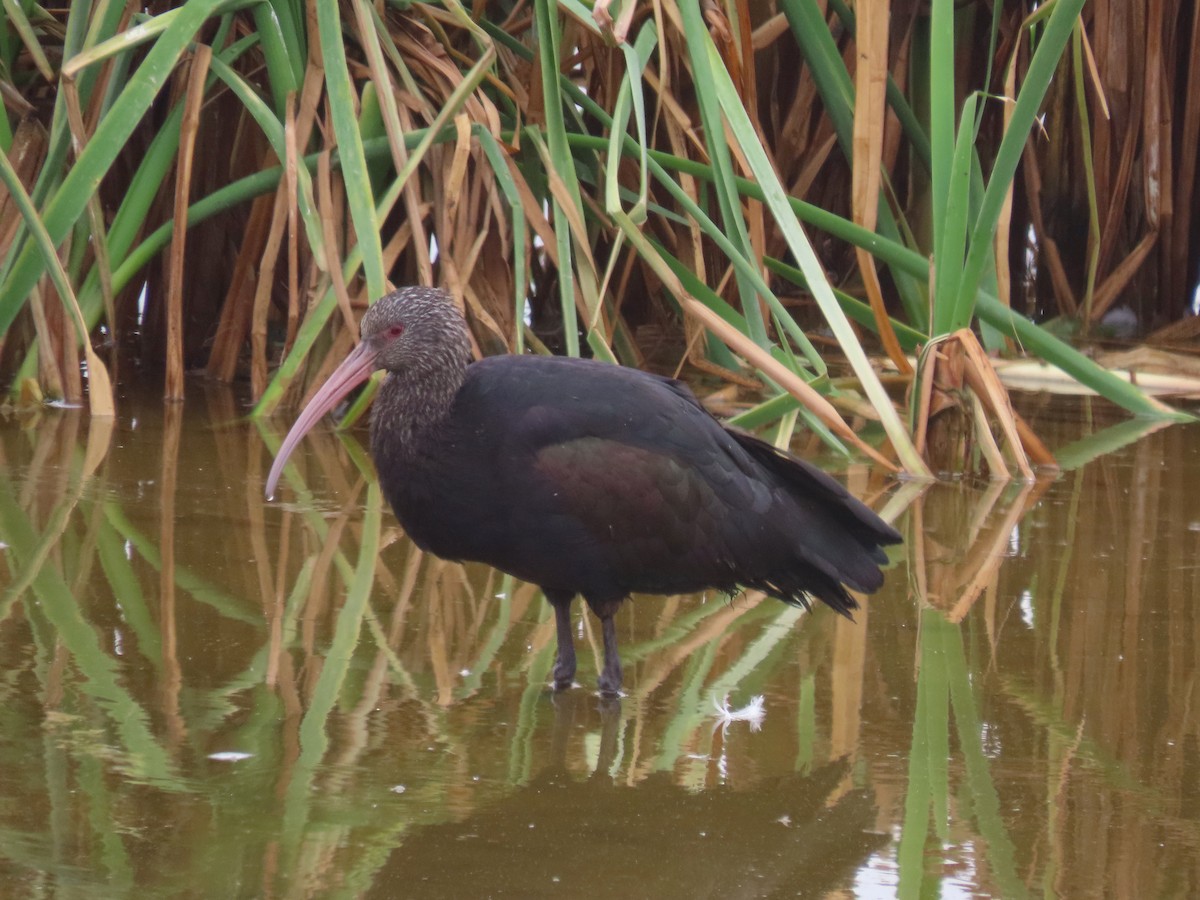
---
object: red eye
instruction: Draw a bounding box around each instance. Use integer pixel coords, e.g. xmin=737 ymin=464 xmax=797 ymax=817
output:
xmin=386 ymin=324 xmax=404 ymax=340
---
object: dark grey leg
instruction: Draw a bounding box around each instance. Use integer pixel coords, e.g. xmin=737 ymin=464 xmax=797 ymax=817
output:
xmin=547 ymin=590 xmax=576 ymax=690
xmin=596 ymin=614 xmax=623 ymax=697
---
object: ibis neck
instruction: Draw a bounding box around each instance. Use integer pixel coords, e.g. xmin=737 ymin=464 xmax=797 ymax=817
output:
xmin=370 ymin=354 xmax=470 ymax=460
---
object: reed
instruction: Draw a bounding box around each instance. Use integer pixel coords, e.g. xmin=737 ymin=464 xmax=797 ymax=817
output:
xmin=0 ymin=2 xmax=1194 ymax=480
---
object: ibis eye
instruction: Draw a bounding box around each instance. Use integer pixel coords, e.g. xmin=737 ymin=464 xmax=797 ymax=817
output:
xmin=386 ymin=324 xmax=404 ymax=340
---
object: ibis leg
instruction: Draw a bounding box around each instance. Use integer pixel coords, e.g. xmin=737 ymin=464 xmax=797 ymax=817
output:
xmin=597 ymin=614 xmax=623 ymax=697
xmin=547 ymin=590 xmax=576 ymax=690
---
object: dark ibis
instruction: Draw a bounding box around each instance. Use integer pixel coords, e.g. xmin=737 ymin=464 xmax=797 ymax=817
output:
xmin=266 ymin=287 xmax=901 ymax=695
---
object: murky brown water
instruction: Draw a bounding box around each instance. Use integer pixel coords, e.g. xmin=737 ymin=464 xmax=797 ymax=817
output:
xmin=0 ymin=385 xmax=1197 ymax=898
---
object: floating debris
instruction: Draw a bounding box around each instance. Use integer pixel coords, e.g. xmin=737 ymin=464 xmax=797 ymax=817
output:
xmin=208 ymin=751 xmax=253 ymax=763
xmin=712 ymin=694 xmax=765 ymax=733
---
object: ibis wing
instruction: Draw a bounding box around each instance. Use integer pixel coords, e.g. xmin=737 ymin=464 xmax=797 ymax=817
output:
xmin=451 ymin=356 xmax=895 ymax=610
xmin=488 ymin=367 xmax=775 ymax=594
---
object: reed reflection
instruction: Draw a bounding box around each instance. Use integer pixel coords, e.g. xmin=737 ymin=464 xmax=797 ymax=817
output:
xmin=0 ymin=394 xmax=1196 ymax=897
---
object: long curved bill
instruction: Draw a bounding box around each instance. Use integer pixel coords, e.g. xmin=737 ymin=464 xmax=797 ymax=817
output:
xmin=265 ymin=340 xmax=379 ymax=499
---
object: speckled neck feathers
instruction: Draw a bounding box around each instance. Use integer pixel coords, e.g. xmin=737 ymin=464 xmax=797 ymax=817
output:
xmin=364 ymin=288 xmax=473 ymax=462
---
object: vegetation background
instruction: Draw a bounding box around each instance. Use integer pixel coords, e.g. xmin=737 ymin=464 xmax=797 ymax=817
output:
xmin=0 ymin=0 xmax=1196 ymax=473
xmin=2 ymin=6 xmax=1200 ymax=893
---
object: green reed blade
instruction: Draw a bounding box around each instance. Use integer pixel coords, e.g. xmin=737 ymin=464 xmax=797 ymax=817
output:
xmin=533 ymin=0 xmax=582 ymax=357
xmin=764 ymin=255 xmax=928 ymax=351
xmin=704 ymin=36 xmax=930 ymax=475
xmin=605 ymin=21 xmax=656 ymax=223
xmin=678 ymin=0 xmax=767 ymax=346
xmin=0 ymin=0 xmax=237 ymax=335
xmin=650 ymin=239 xmax=847 ymax=453
xmin=779 ymin=0 xmax=928 ymax=326
xmin=952 ymin=0 xmax=1087 ymax=327
xmin=1 ymin=0 xmax=54 ymax=82
xmin=250 ymin=1 xmax=298 ymax=113
xmin=932 ymin=94 xmax=978 ymax=334
xmin=1071 ymin=23 xmax=1101 ymax=322
xmin=928 ymin=0 xmax=956 ymax=302
xmin=474 ymin=127 xmax=529 ymax=352
xmin=317 ymin=0 xmax=384 ymax=293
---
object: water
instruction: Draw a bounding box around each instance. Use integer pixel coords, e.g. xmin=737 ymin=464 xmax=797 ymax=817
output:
xmin=0 ymin=387 xmax=1197 ymax=897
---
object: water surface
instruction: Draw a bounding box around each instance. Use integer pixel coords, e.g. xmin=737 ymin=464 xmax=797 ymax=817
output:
xmin=0 ymin=387 xmax=1197 ymax=897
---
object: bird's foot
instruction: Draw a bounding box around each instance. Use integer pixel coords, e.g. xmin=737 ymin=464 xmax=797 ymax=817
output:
xmin=596 ymin=671 xmax=623 ymax=698
xmin=551 ymin=659 xmax=576 ymax=691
